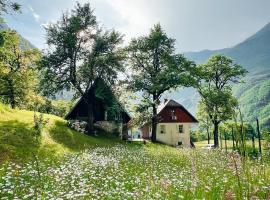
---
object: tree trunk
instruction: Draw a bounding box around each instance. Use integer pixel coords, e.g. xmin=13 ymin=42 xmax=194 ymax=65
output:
xmin=151 ymin=94 xmax=158 ymax=142
xmin=219 ymin=130 xmax=223 ymax=149
xmin=207 ymin=125 xmax=210 ymax=144
xmin=232 ymin=127 xmax=235 ymax=150
xmin=251 ymin=129 xmax=255 ymax=150
xmin=82 ymin=94 xmax=94 ymax=135
xmin=225 ymin=133 xmax=227 ymax=154
xmin=151 ymin=104 xmax=157 ymax=142
xmin=8 ymin=79 xmax=15 ymax=109
xmin=213 ymin=121 xmax=219 ymax=148
xmin=256 ymin=118 xmax=262 ymax=155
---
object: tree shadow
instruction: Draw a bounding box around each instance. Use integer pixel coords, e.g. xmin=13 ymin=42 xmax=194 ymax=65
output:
xmin=48 ymin=120 xmax=120 ymax=152
xmin=0 ymin=120 xmax=39 ymax=163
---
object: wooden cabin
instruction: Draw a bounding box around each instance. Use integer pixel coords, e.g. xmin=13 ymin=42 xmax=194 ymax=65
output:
xmin=65 ymin=79 xmax=131 ymax=135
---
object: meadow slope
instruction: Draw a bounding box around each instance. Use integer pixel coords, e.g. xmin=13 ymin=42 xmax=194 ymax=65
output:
xmin=0 ymin=104 xmax=269 ymax=199
xmin=0 ymin=103 xmax=119 ymax=163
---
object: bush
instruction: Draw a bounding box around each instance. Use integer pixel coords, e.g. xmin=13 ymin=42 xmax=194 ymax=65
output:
xmin=245 ymin=146 xmax=259 ymax=158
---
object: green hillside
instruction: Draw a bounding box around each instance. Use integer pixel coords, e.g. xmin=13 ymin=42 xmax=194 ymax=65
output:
xmin=0 ymin=103 xmax=119 ymax=163
xmin=234 ymin=75 xmax=270 ymax=126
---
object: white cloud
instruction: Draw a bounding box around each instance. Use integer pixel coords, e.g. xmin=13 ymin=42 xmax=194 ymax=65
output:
xmin=28 ymin=5 xmax=41 ymax=23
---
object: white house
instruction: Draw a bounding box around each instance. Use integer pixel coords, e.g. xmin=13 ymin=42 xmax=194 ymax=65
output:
xmin=140 ymin=99 xmax=198 ymax=147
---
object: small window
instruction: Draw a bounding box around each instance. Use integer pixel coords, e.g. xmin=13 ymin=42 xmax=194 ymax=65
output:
xmin=160 ymin=125 xmax=166 ymax=134
xmin=171 ymin=116 xmax=177 ymax=120
xmin=170 ymin=109 xmax=177 ymax=120
xmin=178 ymin=125 xmax=184 ymax=133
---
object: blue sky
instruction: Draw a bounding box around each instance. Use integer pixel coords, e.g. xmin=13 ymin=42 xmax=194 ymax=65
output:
xmin=4 ymin=0 xmax=270 ymax=51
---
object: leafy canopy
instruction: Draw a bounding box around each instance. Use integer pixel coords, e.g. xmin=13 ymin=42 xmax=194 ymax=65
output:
xmin=193 ymin=54 xmax=247 ymax=147
xmin=194 ymin=55 xmax=247 ymax=124
xmin=0 ymin=30 xmax=40 ymax=108
xmin=40 ymin=2 xmax=124 ymax=98
xmin=127 ymin=24 xmax=194 ymax=107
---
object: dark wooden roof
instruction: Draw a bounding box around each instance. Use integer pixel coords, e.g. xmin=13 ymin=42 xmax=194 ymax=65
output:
xmin=65 ymin=79 xmax=131 ymax=124
xmin=158 ymin=99 xmax=198 ymax=123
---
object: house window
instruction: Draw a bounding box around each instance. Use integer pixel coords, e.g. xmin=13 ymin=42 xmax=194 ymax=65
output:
xmin=178 ymin=125 xmax=184 ymax=133
xmin=160 ymin=125 xmax=166 ymax=134
xmin=170 ymin=109 xmax=177 ymax=120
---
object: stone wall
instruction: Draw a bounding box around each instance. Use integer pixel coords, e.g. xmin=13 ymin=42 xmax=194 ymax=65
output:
xmin=94 ymin=121 xmax=122 ymax=135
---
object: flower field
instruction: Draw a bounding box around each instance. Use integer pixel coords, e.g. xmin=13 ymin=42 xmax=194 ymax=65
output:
xmin=0 ymin=144 xmax=269 ymax=200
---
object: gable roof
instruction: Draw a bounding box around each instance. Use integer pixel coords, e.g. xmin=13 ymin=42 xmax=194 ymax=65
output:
xmin=157 ymin=99 xmax=198 ymax=123
xmin=65 ymin=78 xmax=131 ymax=123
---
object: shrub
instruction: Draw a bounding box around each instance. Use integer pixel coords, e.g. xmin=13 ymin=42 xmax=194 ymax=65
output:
xmin=33 ymin=112 xmax=49 ymax=139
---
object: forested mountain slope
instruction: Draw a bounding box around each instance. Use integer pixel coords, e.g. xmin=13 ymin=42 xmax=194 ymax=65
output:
xmin=180 ymin=22 xmax=270 ymax=127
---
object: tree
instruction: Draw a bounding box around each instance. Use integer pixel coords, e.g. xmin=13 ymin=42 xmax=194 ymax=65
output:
xmin=127 ymin=24 xmax=194 ymax=142
xmin=196 ymin=100 xmax=212 ymax=144
xmin=0 ymin=0 xmax=21 ymax=46
xmin=0 ymin=0 xmax=20 ymax=14
xmin=0 ymin=30 xmax=40 ymax=108
xmin=39 ymin=3 xmax=124 ymax=134
xmin=193 ymin=55 xmax=247 ymax=147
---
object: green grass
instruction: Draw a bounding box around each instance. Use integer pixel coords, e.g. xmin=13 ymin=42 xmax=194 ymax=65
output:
xmin=195 ymin=140 xmax=266 ymax=150
xmin=0 ymin=103 xmax=270 ymax=199
xmin=0 ymin=144 xmax=269 ymax=199
xmin=0 ymin=103 xmax=120 ymax=164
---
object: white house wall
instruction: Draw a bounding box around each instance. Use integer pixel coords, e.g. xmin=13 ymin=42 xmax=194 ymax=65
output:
xmin=156 ymin=123 xmax=191 ymax=147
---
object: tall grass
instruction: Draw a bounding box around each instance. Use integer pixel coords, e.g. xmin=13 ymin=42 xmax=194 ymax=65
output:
xmin=0 ymin=145 xmax=269 ymax=199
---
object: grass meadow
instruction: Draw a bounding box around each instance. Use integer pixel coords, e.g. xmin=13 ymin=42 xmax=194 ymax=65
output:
xmin=0 ymin=103 xmax=270 ymax=199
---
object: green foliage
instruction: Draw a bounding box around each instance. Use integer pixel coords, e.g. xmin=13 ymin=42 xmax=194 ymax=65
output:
xmin=193 ymin=55 xmax=247 ymax=147
xmin=190 ymin=130 xmax=207 ymax=142
xmin=127 ymin=24 xmax=194 ymax=140
xmin=0 ymin=0 xmax=21 ymax=14
xmin=0 ymin=30 xmax=40 ymax=108
xmin=33 ymin=112 xmax=49 ymax=138
xmin=39 ymin=2 xmax=124 ymax=132
xmin=94 ymin=81 xmax=122 ymax=121
xmin=23 ymin=93 xmax=73 ymax=117
xmin=236 ymin=78 xmax=270 ymax=128
xmin=40 ymin=2 xmax=124 ymax=98
xmin=263 ymin=128 xmax=270 ymax=159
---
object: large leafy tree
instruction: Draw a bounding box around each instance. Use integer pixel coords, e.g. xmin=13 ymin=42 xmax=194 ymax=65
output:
xmin=40 ymin=3 xmax=124 ymax=133
xmin=127 ymin=24 xmax=194 ymax=142
xmin=194 ymin=55 xmax=247 ymax=147
xmin=0 ymin=30 xmax=40 ymax=108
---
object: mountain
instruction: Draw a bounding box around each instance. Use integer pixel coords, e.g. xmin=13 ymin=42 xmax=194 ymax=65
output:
xmin=186 ymin=22 xmax=270 ymax=74
xmin=174 ymin=22 xmax=270 ymax=127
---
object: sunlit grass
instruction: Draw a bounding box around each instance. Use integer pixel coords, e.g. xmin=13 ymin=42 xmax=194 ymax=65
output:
xmin=0 ymin=103 xmax=120 ymax=164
